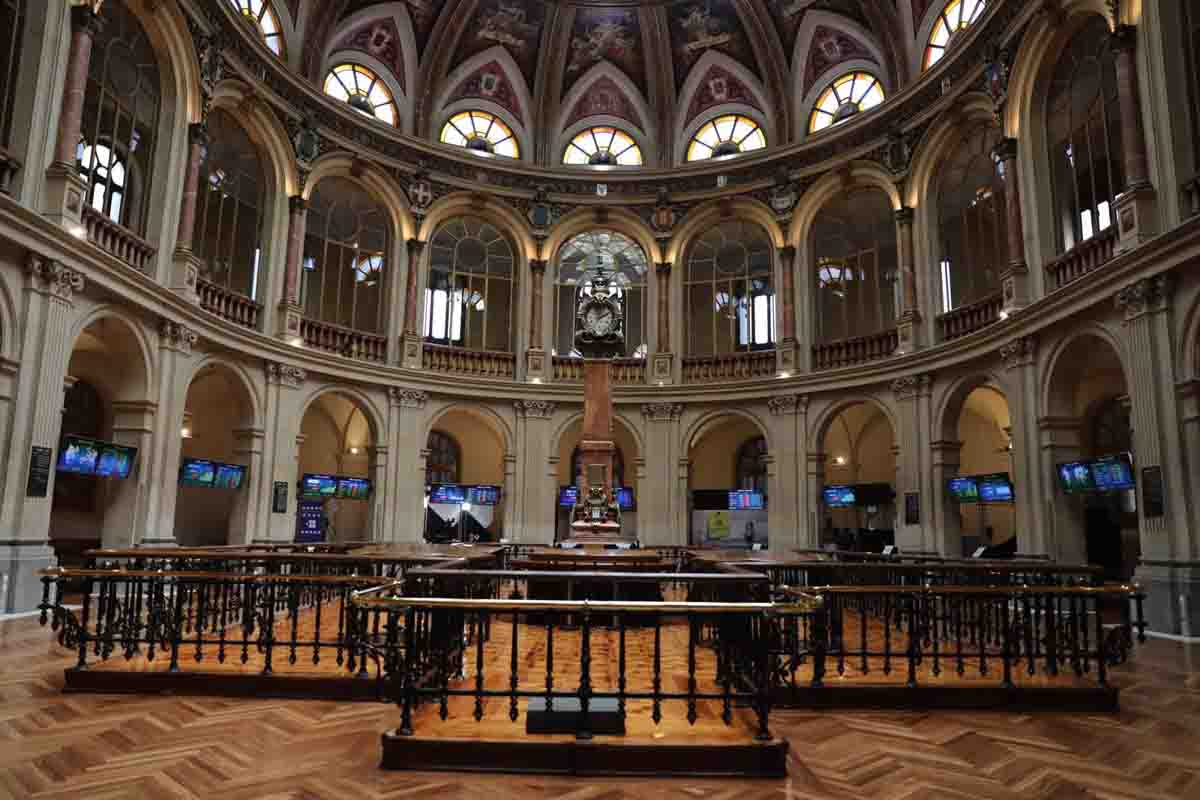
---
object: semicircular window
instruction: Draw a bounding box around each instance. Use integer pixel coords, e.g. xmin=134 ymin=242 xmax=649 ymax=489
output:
xmin=686 ymin=114 xmax=766 ymax=162
xmin=563 ymin=126 xmax=642 ymax=167
xmin=230 ymin=0 xmax=284 ymax=57
xmin=924 ymin=0 xmax=986 ymax=70
xmin=808 ymin=72 xmax=885 ymax=134
xmin=440 ymin=111 xmax=519 ymax=159
xmin=323 ymin=63 xmax=397 ymax=126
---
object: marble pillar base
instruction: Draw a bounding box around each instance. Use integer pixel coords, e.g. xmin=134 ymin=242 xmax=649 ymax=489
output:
xmin=1115 ymin=184 xmax=1158 ymax=254
xmin=170 ymin=249 xmax=202 ymax=304
xmin=42 ymin=162 xmax=87 ymax=232
xmin=1135 ymin=561 xmax=1200 ymax=639
xmin=0 ymin=541 xmax=55 ymax=614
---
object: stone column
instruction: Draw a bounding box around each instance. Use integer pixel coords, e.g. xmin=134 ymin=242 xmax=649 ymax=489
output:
xmin=1116 ymin=275 xmax=1196 ymax=635
xmin=992 ymin=137 xmax=1031 ymax=313
xmin=776 ymin=247 xmax=797 ymax=374
xmin=894 ymin=207 xmax=922 ymax=354
xmin=641 ymin=403 xmax=684 ymax=546
xmin=515 ymin=400 xmax=557 ymax=543
xmin=1178 ymin=380 xmax=1200 ymax=559
xmin=170 ymin=123 xmax=209 ymax=304
xmin=526 ymin=259 xmax=548 ymax=382
xmin=141 ymin=321 xmax=198 ymax=547
xmin=501 ymin=452 xmax=517 ymax=541
xmin=891 ymin=374 xmax=933 ymax=551
xmin=400 ymin=238 xmax=426 ymax=368
xmin=101 ymin=401 xmax=156 ymax=549
xmin=262 ymin=362 xmax=307 ymax=543
xmin=227 ymin=427 xmax=265 ymax=545
xmin=366 ymin=445 xmax=388 ymax=542
xmin=1000 ymin=336 xmax=1045 ymax=554
xmin=0 ymin=258 xmax=84 ymax=612
xmin=651 ymin=263 xmax=674 ymax=385
xmin=1036 ymin=417 xmax=1086 ymax=563
xmin=930 ymin=440 xmax=963 ymax=557
xmin=1111 ymin=25 xmax=1158 ymax=251
xmin=44 ymin=5 xmax=104 ymax=230
xmin=805 ymin=450 xmax=826 ymax=547
xmin=389 ymin=388 xmax=428 ymax=543
xmin=276 ymin=196 xmax=308 ymax=342
xmin=767 ymin=394 xmax=805 ymax=554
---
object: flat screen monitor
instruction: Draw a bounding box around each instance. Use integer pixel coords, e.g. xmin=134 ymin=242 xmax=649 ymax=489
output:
xmin=213 ymin=463 xmax=246 ymax=490
xmin=468 ymin=485 xmax=501 ymax=506
xmin=558 ymin=485 xmax=579 ymax=508
xmin=58 ymin=436 xmax=101 ymax=475
xmin=947 ymin=476 xmax=980 ymax=502
xmin=95 ymin=443 xmax=137 ymax=479
xmin=616 ymin=486 xmax=636 ymax=511
xmin=857 ymin=483 xmax=895 ymax=505
xmin=180 ymin=458 xmax=216 ymax=487
xmin=1091 ymin=453 xmax=1135 ymax=491
xmin=728 ymin=489 xmax=764 ymax=510
xmin=978 ymin=473 xmax=1015 ymax=503
xmin=300 ymin=473 xmax=337 ymax=499
xmin=336 ymin=477 xmax=372 ymax=500
xmin=823 ymin=485 xmax=856 ymax=508
xmin=429 ymin=483 xmax=466 ymax=505
xmin=1057 ymin=461 xmax=1096 ymax=494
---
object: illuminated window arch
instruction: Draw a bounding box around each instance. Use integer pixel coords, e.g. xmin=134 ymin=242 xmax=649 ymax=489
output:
xmin=79 ymin=143 xmax=127 ymax=224
xmin=685 ymin=114 xmax=766 ymax=162
xmin=808 ymin=72 xmax=884 ymax=134
xmin=924 ymin=0 xmax=985 ymax=70
xmin=424 ymin=217 xmax=516 ymax=352
xmin=323 ymin=63 xmax=398 ymax=126
xmin=229 ymin=0 xmax=284 ymax=57
xmin=554 ymin=231 xmax=648 ymax=358
xmin=440 ymin=111 xmax=519 ymax=159
xmin=563 ymin=126 xmax=642 ymax=166
xmin=684 ymin=221 xmax=775 ymax=354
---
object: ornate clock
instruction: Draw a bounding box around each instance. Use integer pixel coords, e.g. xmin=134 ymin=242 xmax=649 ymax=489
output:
xmin=574 ymin=269 xmax=625 ymax=358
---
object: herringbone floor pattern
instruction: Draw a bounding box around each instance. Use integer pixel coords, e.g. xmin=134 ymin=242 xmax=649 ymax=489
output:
xmin=3 ymin=615 xmax=1199 ymax=799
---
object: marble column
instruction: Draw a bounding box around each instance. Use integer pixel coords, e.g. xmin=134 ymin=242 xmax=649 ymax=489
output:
xmin=640 ymin=403 xmax=684 ymax=546
xmin=141 ymin=321 xmax=198 ymax=547
xmin=102 ymin=401 xmax=156 ymax=549
xmin=930 ymin=440 xmax=963 ymax=557
xmin=366 ymin=445 xmax=388 ymax=542
xmin=526 ymin=259 xmax=548 ymax=382
xmin=1111 ymin=25 xmax=1158 ymax=250
xmin=276 ymin=196 xmax=308 ymax=341
xmin=262 ymin=362 xmax=307 ymax=543
xmin=776 ymin=247 xmax=797 ymax=374
xmin=894 ymin=207 xmax=922 ymax=353
xmin=400 ymin=239 xmax=426 ymax=368
xmin=767 ymin=394 xmax=806 ymax=554
xmin=1035 ymin=416 xmax=1086 ymax=563
xmin=228 ymin=427 xmax=266 ymax=545
xmin=992 ymin=137 xmax=1031 ymax=312
xmin=1000 ymin=336 xmax=1044 ymax=555
xmin=805 ymin=450 xmax=826 ymax=547
xmin=389 ymin=388 xmax=428 ymax=543
xmin=44 ymin=5 xmax=104 ymax=230
xmin=170 ymin=123 xmax=209 ymax=304
xmin=515 ymin=400 xmax=557 ymax=544
xmin=891 ymin=374 xmax=932 ymax=551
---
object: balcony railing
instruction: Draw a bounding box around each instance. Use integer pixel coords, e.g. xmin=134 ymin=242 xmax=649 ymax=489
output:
xmin=80 ymin=205 xmax=157 ymax=273
xmin=681 ymin=350 xmax=776 ymax=383
xmin=937 ymin=290 xmax=1003 ymax=342
xmin=812 ymin=329 xmax=898 ymax=371
xmin=552 ymin=356 xmax=646 ymax=385
xmin=300 ymin=317 xmax=387 ymax=362
xmin=423 ymin=343 xmax=515 ymax=379
xmin=1045 ymin=227 xmax=1118 ymax=290
xmin=196 ymin=278 xmax=261 ymax=331
xmin=0 ymin=145 xmax=21 ymax=194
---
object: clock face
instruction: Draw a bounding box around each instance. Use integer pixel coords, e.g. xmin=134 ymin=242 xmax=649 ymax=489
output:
xmin=586 ymin=307 xmax=614 ymax=336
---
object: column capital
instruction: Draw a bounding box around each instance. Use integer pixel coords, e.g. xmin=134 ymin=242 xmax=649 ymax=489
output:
xmin=188 ymin=121 xmax=209 ymax=148
xmin=388 ymin=387 xmax=428 ymax=409
xmin=655 ymin=261 xmax=672 ymax=276
xmin=529 ymin=258 xmax=547 ymax=274
xmin=767 ymin=394 xmax=807 ymax=416
xmin=894 ymin=206 xmax=915 ymax=225
xmin=159 ymin=320 xmax=198 ymax=353
xmin=1110 ymin=23 xmax=1137 ymax=54
xmin=991 ymin=136 xmax=1019 ymax=163
xmin=265 ymin=361 xmax=306 ymax=388
xmin=406 ymin=238 xmax=426 ymax=260
xmin=288 ymin=195 xmax=307 ymax=214
xmin=999 ymin=335 xmax=1036 ymax=370
xmin=26 ymin=255 xmax=84 ymax=301
xmin=641 ymin=402 xmax=683 ymax=422
xmin=777 ymin=245 xmax=796 ymax=263
xmin=891 ymin=373 xmax=932 ymax=401
xmin=514 ymin=399 xmax=556 ymax=419
xmin=70 ymin=4 xmax=106 ymax=37
xmin=1115 ymin=273 xmax=1172 ymax=319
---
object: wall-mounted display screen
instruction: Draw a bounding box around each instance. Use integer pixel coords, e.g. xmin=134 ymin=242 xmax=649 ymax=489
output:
xmin=96 ymin=444 xmax=137 ymax=479
xmin=1091 ymin=454 xmax=1135 ymax=491
xmin=823 ymin=485 xmax=856 ymax=508
xmin=429 ymin=483 xmax=466 ymax=504
xmin=468 ymin=485 xmax=501 ymax=506
xmin=180 ymin=458 xmax=216 ymax=487
xmin=57 ymin=436 xmax=101 ymax=475
xmin=978 ymin=473 xmax=1014 ymax=503
xmin=300 ymin=473 xmax=338 ymax=499
xmin=336 ymin=477 xmax=372 ymax=500
xmin=558 ymin=485 xmax=579 ymax=507
xmin=616 ymin=486 xmax=636 ymax=511
xmin=728 ymin=490 xmax=764 ymax=510
xmin=213 ymin=463 xmax=246 ymax=490
xmin=947 ymin=476 xmax=980 ymax=502
xmin=1057 ymin=461 xmax=1096 ymax=494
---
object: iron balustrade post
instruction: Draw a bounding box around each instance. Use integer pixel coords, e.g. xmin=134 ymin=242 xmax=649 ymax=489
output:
xmin=811 ymin=598 xmax=827 ymax=688
xmin=263 ymin=580 xmax=277 ymax=676
xmin=755 ymin=611 xmax=772 ymax=742
xmin=1000 ymin=593 xmax=1014 ymax=689
xmin=509 ymin=610 xmax=519 ymax=722
xmin=1095 ymin=595 xmax=1109 ymax=688
xmin=473 ymin=611 xmax=485 ymax=722
xmin=76 ymin=575 xmax=92 ymax=670
xmin=577 ymin=609 xmax=593 ymax=740
xmin=399 ymin=605 xmax=415 ymax=736
xmin=906 ymin=595 xmax=918 ymax=689
xmin=544 ymin=619 xmax=554 ymax=713
xmin=687 ymin=614 xmax=698 ymax=725
xmin=652 ymin=612 xmax=662 ymax=725
xmin=617 ymin=611 xmax=627 ymax=721
xmin=168 ymin=579 xmax=185 ymax=673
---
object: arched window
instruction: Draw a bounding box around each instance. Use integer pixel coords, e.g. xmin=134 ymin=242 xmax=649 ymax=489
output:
xmin=563 ymin=126 xmax=642 ymax=166
xmin=424 ymin=217 xmax=516 ymax=352
xmin=686 ymin=114 xmax=766 ymax=162
xmin=735 ymin=437 xmax=768 ymax=492
xmin=572 ymin=445 xmax=625 ymax=488
xmin=426 ymin=430 xmax=461 ymax=485
xmin=230 ymin=0 xmax=284 ymax=57
xmin=0 ymin=0 xmax=24 ymax=147
xmin=924 ymin=0 xmax=986 ymax=70
xmin=302 ymin=177 xmax=389 ymax=333
xmin=554 ymin=230 xmax=648 ymax=358
xmin=808 ymin=72 xmax=884 ymax=134
xmin=195 ymin=109 xmax=266 ymax=301
xmin=812 ymin=188 xmax=898 ymax=343
xmin=439 ymin=111 xmax=519 ymax=159
xmin=937 ymin=123 xmax=1006 ymax=313
xmin=78 ymin=1 xmax=161 ymax=235
xmin=324 ymin=63 xmax=398 ymax=126
xmin=1047 ymin=17 xmax=1124 ymax=254
xmin=684 ymin=221 xmax=775 ymax=355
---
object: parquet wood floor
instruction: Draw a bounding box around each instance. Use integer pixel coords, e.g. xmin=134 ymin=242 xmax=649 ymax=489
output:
xmin=4 ymin=615 xmax=1200 ymax=799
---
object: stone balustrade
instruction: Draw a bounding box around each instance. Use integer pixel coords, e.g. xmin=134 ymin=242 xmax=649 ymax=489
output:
xmin=0 ymin=145 xmax=21 ymax=195
xmin=1045 ymin=227 xmax=1118 ymax=290
xmin=681 ymin=351 xmax=776 ymax=383
xmin=812 ymin=329 xmax=899 ymax=371
xmin=196 ymin=278 xmax=260 ymax=331
xmin=81 ymin=205 xmax=156 ymax=273
xmin=300 ymin=317 xmax=387 ymax=362
xmin=423 ymin=343 xmax=516 ymax=379
xmin=937 ymin=291 xmax=1003 ymax=342
xmin=552 ymin=356 xmax=646 ymax=385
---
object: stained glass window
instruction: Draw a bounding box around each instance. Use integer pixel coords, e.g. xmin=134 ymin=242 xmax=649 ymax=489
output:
xmin=563 ymin=126 xmax=642 ymax=166
xmin=808 ymin=72 xmax=884 ymax=134
xmin=685 ymin=114 xmax=766 ymax=162
xmin=439 ymin=111 xmax=519 ymax=159
xmin=324 ymin=64 xmax=398 ymax=126
xmin=924 ymin=0 xmax=985 ymax=70
xmin=230 ymin=0 xmax=284 ymax=57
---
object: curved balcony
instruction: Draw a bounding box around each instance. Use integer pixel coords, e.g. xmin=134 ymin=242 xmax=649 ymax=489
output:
xmin=423 ymin=344 xmax=516 ymax=380
xmin=299 ymin=317 xmax=386 ymax=362
xmin=1046 ymin=228 xmax=1118 ymax=291
xmin=812 ymin=330 xmax=899 ymax=372
xmin=196 ymin=279 xmax=261 ymax=331
xmin=80 ymin=206 xmax=156 ymax=273
xmin=552 ymin=356 xmax=646 ymax=385
xmin=938 ymin=292 xmax=1004 ymax=342
xmin=682 ymin=351 xmax=776 ymax=384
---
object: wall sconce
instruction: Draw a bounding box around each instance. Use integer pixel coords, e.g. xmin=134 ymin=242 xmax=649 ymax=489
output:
xmin=181 ymin=411 xmax=193 ymax=439
xmin=834 ymin=455 xmax=846 ymax=466
xmin=347 ymin=446 xmax=361 ymax=456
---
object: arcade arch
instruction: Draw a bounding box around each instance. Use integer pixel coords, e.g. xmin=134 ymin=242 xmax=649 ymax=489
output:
xmin=686 ymin=411 xmax=768 ymax=548
xmin=555 ymin=414 xmax=641 ymax=543
xmin=818 ymin=401 xmax=898 ymax=547
xmin=424 ymin=407 xmax=509 ymax=542
xmin=297 ymin=390 xmax=381 ymax=544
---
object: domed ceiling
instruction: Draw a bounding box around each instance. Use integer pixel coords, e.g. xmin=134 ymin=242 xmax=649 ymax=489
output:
xmin=260 ymin=1 xmax=974 ymax=166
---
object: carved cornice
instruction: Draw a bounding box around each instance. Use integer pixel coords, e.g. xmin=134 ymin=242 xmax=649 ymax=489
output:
xmin=389 ymin=387 xmax=428 ymax=409
xmin=999 ymin=336 xmax=1037 ymax=370
xmin=642 ymin=403 xmax=683 ymax=422
xmin=891 ymin=374 xmax=932 ymax=401
xmin=1115 ymin=273 xmax=1172 ymax=319
xmin=767 ymin=394 xmax=808 ymax=416
xmin=265 ymin=361 xmax=306 ymax=388
xmin=159 ymin=320 xmax=199 ymax=354
xmin=514 ymin=399 xmax=556 ymax=419
xmin=26 ymin=256 xmax=84 ymax=302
